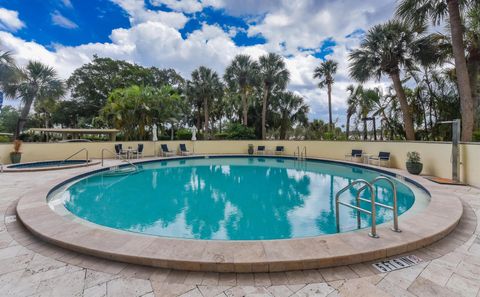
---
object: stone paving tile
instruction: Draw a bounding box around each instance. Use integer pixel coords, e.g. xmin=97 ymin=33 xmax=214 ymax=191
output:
xmin=36 ymin=268 xmax=86 ymax=296
xmin=295 ymin=283 xmax=335 ymax=297
xmin=446 ymin=273 xmax=480 ymax=297
xmin=266 ymin=285 xmax=294 ymax=297
xmin=198 ymin=285 xmax=233 ymax=297
xmin=407 ymin=277 xmax=458 ymax=297
xmin=106 ymin=277 xmax=153 ymax=297
xmin=183 ymin=271 xmax=204 ymax=285
xmin=235 ymin=273 xmax=254 ymax=286
xmin=83 ymin=282 xmax=107 ymax=297
xmin=319 ymin=266 xmax=358 ymax=282
xmin=85 ymin=269 xmax=120 ymax=289
xmin=376 ymin=277 xmax=416 ymax=297
xmin=253 ymin=272 xmax=271 ymax=286
xmin=178 ymin=288 xmax=204 ymax=297
xmin=150 ymin=282 xmax=196 ymax=297
xmin=218 ymin=273 xmax=237 ymax=286
xmin=224 ymin=286 xmax=271 ymax=297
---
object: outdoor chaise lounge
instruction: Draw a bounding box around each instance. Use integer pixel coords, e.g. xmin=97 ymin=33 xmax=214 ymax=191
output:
xmin=179 ymin=143 xmax=192 ymax=156
xmin=345 ymin=149 xmax=363 ymax=162
xmin=134 ymin=144 xmax=144 ymax=159
xmin=160 ymin=144 xmax=175 ymax=157
xmin=256 ymin=145 xmax=266 ymax=155
xmin=275 ymin=146 xmax=285 ymax=155
xmin=368 ymin=151 xmax=391 ymax=167
xmin=114 ymin=144 xmax=127 ymax=159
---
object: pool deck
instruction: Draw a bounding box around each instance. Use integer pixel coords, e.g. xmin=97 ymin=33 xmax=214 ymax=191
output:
xmin=1 ymin=157 xmax=479 ymax=296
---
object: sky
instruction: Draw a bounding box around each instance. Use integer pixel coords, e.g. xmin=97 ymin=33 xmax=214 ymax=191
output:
xmin=0 ymin=0 xmax=397 ymax=126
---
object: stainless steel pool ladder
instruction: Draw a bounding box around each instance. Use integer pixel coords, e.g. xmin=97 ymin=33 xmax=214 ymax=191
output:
xmin=356 ymin=176 xmax=401 ymax=233
xmin=335 ymin=176 xmax=401 ymax=238
xmin=101 ymin=148 xmax=138 ymax=171
xmin=62 ymin=148 xmax=89 ymax=164
xmin=336 ymin=179 xmax=379 ymax=238
xmin=294 ymin=146 xmax=307 ymax=160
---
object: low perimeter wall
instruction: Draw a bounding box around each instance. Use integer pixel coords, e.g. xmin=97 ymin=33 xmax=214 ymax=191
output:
xmin=1 ymin=140 xmax=479 ymax=187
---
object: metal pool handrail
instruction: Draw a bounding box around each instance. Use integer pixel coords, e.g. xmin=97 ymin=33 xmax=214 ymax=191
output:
xmin=101 ymin=148 xmax=138 ymax=170
xmin=335 ymin=179 xmax=378 ymax=238
xmin=0 ymin=162 xmax=3 ymax=173
xmin=356 ymin=176 xmax=401 ymax=233
xmin=62 ymin=148 xmax=89 ymax=164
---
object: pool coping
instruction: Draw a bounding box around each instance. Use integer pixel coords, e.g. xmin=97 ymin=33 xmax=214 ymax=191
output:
xmin=16 ymin=155 xmax=463 ymax=273
xmin=3 ymin=159 xmax=101 ymax=172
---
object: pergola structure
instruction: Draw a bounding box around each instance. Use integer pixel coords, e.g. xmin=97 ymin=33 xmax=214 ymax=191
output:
xmin=29 ymin=128 xmax=120 ymax=141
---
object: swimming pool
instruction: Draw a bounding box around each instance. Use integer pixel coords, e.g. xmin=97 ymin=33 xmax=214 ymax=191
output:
xmin=8 ymin=160 xmax=90 ymax=169
xmin=49 ymin=156 xmax=429 ymax=240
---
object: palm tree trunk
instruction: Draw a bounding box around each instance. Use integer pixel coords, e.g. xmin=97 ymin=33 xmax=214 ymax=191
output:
xmin=242 ymin=89 xmax=248 ymax=125
xmin=468 ymin=52 xmax=479 ymax=127
xmin=327 ymin=83 xmax=333 ymax=131
xmin=346 ymin=114 xmax=351 ymax=139
xmin=204 ymin=97 xmax=209 ymax=138
xmin=447 ymin=0 xmax=474 ymax=141
xmin=15 ymin=98 xmax=34 ymax=139
xmin=390 ymin=72 xmax=415 ymax=140
xmin=261 ymin=84 xmax=269 ymax=140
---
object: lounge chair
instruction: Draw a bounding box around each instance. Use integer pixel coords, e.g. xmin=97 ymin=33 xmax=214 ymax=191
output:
xmin=368 ymin=151 xmax=391 ymax=167
xmin=134 ymin=144 xmax=144 ymax=159
xmin=256 ymin=145 xmax=266 ymax=155
xmin=179 ymin=143 xmax=192 ymax=156
xmin=160 ymin=144 xmax=175 ymax=157
xmin=275 ymin=146 xmax=285 ymax=155
xmin=114 ymin=144 xmax=127 ymax=159
xmin=345 ymin=149 xmax=363 ymax=162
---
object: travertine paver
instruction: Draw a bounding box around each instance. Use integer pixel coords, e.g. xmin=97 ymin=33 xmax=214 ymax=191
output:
xmin=0 ymin=159 xmax=479 ymax=296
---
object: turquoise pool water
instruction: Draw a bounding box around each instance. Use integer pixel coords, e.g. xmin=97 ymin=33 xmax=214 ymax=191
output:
xmin=52 ymin=157 xmax=424 ymax=240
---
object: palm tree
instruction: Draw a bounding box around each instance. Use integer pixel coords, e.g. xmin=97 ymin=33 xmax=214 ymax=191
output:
xmin=346 ymin=85 xmax=362 ymax=139
xmin=273 ymin=91 xmax=309 ymax=139
xmin=2 ymin=61 xmax=65 ymax=139
xmin=258 ymin=53 xmax=290 ymax=140
xmin=224 ymin=55 xmax=259 ymax=126
xmin=0 ymin=50 xmax=18 ymax=90
xmin=349 ymin=21 xmax=429 ymax=140
xmin=190 ymin=66 xmax=223 ymax=138
xmin=313 ymin=60 xmax=338 ymax=131
xmin=396 ymin=0 xmax=475 ymax=141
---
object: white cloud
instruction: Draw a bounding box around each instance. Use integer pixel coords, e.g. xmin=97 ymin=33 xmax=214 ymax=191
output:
xmin=61 ymin=0 xmax=73 ymax=8
xmin=0 ymin=8 xmax=25 ymax=32
xmin=1 ymin=0 xmax=398 ymax=125
xmin=51 ymin=11 xmax=78 ymax=29
xmin=110 ymin=0 xmax=188 ymax=28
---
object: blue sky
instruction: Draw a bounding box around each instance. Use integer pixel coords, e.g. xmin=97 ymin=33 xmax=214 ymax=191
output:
xmin=0 ymin=0 xmax=396 ymax=124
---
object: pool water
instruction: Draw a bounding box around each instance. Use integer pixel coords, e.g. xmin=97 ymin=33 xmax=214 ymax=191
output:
xmin=51 ymin=157 xmax=424 ymax=240
xmin=9 ymin=160 xmax=89 ymax=169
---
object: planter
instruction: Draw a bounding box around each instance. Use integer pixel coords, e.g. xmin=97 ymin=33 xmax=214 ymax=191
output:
xmin=10 ymin=152 xmax=22 ymax=164
xmin=406 ymin=162 xmax=423 ymax=175
xmin=247 ymin=145 xmax=254 ymax=155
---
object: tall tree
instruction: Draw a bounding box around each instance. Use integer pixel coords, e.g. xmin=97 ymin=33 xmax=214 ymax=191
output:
xmin=272 ymin=91 xmax=309 ymax=139
xmin=349 ymin=21 xmax=430 ymax=140
xmin=258 ymin=53 xmax=290 ymax=140
xmin=396 ymin=0 xmax=475 ymax=141
xmin=190 ymin=66 xmax=223 ymax=138
xmin=313 ymin=60 xmax=338 ymax=131
xmin=2 ymin=61 xmax=65 ymax=138
xmin=224 ymin=55 xmax=259 ymax=126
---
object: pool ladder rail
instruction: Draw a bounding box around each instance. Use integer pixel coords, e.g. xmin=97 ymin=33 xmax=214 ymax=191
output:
xmin=335 ymin=176 xmax=401 ymax=238
xmin=101 ymin=148 xmax=139 ymax=174
xmin=61 ymin=148 xmax=89 ymax=164
xmin=294 ymin=146 xmax=307 ymax=160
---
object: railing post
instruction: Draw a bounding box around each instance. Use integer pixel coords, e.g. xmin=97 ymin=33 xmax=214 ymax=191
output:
xmin=335 ymin=193 xmax=340 ymax=233
xmin=368 ymin=185 xmax=378 ymax=238
xmin=355 ymin=192 xmax=361 ymax=229
xmin=391 ymin=182 xmax=401 ymax=232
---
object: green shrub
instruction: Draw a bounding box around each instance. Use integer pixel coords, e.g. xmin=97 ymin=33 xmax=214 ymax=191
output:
xmin=0 ymin=135 xmax=10 ymax=143
xmin=214 ymin=132 xmax=228 ymax=140
xmin=322 ymin=132 xmax=334 ymax=140
xmin=176 ymin=128 xmax=192 ymax=140
xmin=224 ymin=123 xmax=256 ymax=140
xmin=407 ymin=151 xmax=421 ymax=163
xmin=473 ymin=130 xmax=480 ymax=142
